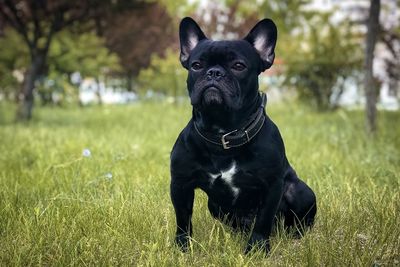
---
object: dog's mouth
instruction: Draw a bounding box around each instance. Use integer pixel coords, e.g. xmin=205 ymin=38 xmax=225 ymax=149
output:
xmin=202 ymin=86 xmax=224 ymax=106
xmin=190 ymin=82 xmax=239 ymax=110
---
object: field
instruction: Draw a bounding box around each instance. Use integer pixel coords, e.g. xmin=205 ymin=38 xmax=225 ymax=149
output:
xmin=0 ymin=101 xmax=399 ymax=266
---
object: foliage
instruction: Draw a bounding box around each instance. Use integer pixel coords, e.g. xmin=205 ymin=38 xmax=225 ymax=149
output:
xmin=0 ymin=0 xmax=175 ymax=95
xmin=0 ymin=101 xmax=399 ymax=265
xmin=191 ymin=0 xmax=312 ymax=39
xmin=0 ymin=0 xmax=153 ymax=120
xmin=380 ymin=1 xmax=400 ymax=99
xmin=282 ymin=14 xmax=363 ymax=110
xmin=137 ymin=49 xmax=187 ymax=98
xmin=158 ymin=0 xmax=197 ymax=17
xmin=49 ymin=31 xmax=121 ymax=78
xmin=0 ymin=27 xmax=121 ymax=104
xmin=35 ymin=75 xmax=79 ymax=106
xmin=0 ymin=28 xmax=28 ymax=98
xmin=101 ymin=2 xmax=175 ymax=78
xmin=44 ymin=31 xmax=121 ymax=105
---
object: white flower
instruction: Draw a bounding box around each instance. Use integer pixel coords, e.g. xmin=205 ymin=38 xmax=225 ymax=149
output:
xmin=105 ymin=172 xmax=113 ymax=180
xmin=82 ymin=148 xmax=91 ymax=157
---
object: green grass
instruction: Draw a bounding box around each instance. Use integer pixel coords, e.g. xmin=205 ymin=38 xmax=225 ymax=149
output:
xmin=0 ymin=100 xmax=399 ymax=266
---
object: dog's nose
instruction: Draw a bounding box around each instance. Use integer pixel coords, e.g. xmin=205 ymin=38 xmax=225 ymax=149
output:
xmin=206 ymin=66 xmax=226 ymax=81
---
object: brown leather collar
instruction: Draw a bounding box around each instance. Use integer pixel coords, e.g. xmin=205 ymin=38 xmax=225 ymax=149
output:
xmin=194 ymin=92 xmax=267 ymax=149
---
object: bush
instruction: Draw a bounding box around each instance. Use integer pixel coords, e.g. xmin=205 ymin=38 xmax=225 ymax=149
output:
xmin=137 ymin=49 xmax=187 ymax=99
xmin=283 ymin=15 xmax=363 ymax=110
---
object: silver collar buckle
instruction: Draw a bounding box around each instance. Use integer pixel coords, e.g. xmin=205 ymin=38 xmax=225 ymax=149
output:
xmin=221 ymin=129 xmax=238 ymax=149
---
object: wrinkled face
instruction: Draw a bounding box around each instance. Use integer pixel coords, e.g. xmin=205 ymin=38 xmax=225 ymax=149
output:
xmin=179 ymin=17 xmax=277 ymax=112
xmin=187 ymin=40 xmax=261 ymax=110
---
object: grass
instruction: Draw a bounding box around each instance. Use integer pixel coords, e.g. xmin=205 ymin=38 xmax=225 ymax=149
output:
xmin=0 ymin=100 xmax=399 ymax=266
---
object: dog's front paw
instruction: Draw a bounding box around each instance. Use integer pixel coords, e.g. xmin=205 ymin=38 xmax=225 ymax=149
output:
xmin=245 ymin=232 xmax=270 ymax=254
xmin=175 ymin=233 xmax=190 ymax=252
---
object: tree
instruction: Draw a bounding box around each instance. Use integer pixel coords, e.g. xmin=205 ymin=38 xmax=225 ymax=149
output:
xmin=283 ymin=15 xmax=363 ymax=110
xmin=100 ymin=2 xmax=175 ymax=92
xmin=0 ymin=1 xmax=94 ymax=120
xmin=0 ymin=26 xmax=121 ymax=105
xmin=380 ymin=1 xmax=400 ymax=100
xmin=137 ymin=48 xmax=186 ymax=99
xmin=45 ymin=31 xmax=121 ymax=105
xmin=189 ymin=0 xmax=310 ymax=39
xmin=0 ymin=28 xmax=28 ymax=100
xmin=0 ymin=0 xmax=147 ymax=120
xmin=364 ymin=0 xmax=381 ymax=133
xmin=188 ymin=1 xmax=259 ymax=39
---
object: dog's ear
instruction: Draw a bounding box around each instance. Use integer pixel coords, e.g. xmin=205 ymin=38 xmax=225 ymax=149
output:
xmin=179 ymin=17 xmax=207 ymax=69
xmin=244 ymin=19 xmax=277 ymax=71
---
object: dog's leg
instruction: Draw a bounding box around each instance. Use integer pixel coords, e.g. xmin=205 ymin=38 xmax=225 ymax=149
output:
xmin=170 ymin=178 xmax=194 ymax=251
xmin=280 ymin=168 xmax=317 ymax=236
xmin=245 ymin=178 xmax=284 ymax=254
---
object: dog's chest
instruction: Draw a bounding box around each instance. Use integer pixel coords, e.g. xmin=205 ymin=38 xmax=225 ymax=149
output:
xmin=208 ymin=161 xmax=240 ymax=201
xmin=201 ymin=160 xmax=262 ymax=207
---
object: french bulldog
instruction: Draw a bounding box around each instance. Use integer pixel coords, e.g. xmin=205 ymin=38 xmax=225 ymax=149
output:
xmin=170 ymin=17 xmax=317 ymax=254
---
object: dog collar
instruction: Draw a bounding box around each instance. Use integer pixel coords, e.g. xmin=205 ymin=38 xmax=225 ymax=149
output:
xmin=194 ymin=92 xmax=267 ymax=149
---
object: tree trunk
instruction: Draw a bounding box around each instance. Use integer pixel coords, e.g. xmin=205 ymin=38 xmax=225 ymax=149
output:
xmin=95 ymin=77 xmax=103 ymax=105
xmin=364 ymin=0 xmax=381 ymax=134
xmin=16 ymin=52 xmax=46 ymax=121
xmin=126 ymin=72 xmax=135 ymax=92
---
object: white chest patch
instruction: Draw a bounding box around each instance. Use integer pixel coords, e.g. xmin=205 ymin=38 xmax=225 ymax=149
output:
xmin=209 ymin=162 xmax=240 ymax=202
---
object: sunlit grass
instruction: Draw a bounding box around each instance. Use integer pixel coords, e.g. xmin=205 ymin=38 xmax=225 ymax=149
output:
xmin=0 ymin=100 xmax=399 ymax=266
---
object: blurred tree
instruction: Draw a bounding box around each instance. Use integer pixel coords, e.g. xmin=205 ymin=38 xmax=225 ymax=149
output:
xmin=0 ymin=0 xmax=93 ymax=120
xmin=190 ymin=0 xmax=310 ymax=39
xmin=49 ymin=31 xmax=120 ymax=78
xmin=256 ymin=0 xmax=314 ymax=35
xmin=283 ymin=15 xmax=363 ymax=110
xmin=0 ymin=0 xmax=147 ymax=120
xmin=364 ymin=0 xmax=381 ymax=133
xmin=99 ymin=2 xmax=175 ymax=92
xmin=0 ymin=27 xmax=120 ymax=105
xmin=380 ymin=1 xmax=400 ymax=100
xmin=158 ymin=0 xmax=194 ymax=17
xmin=189 ymin=1 xmax=259 ymax=39
xmin=45 ymin=31 xmax=121 ymax=105
xmin=0 ymin=28 xmax=28 ymax=100
xmin=137 ymin=48 xmax=186 ymax=99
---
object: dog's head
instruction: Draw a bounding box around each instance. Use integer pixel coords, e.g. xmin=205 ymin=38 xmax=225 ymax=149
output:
xmin=179 ymin=17 xmax=277 ymax=111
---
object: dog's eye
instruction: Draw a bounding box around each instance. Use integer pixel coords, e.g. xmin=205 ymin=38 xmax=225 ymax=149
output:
xmin=191 ymin=62 xmax=203 ymax=71
xmin=232 ymin=62 xmax=246 ymax=71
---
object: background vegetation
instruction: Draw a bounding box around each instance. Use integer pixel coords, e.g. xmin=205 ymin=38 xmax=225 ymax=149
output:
xmin=1 ymin=0 xmax=399 ymax=123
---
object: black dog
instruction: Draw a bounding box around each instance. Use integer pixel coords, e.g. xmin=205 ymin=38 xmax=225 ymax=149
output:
xmin=170 ymin=17 xmax=317 ymax=254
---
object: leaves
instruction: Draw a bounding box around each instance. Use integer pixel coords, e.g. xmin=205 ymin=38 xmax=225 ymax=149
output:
xmin=49 ymin=31 xmax=121 ymax=77
xmin=282 ymin=14 xmax=363 ymax=110
xmin=0 ymin=28 xmax=29 ymax=96
xmin=101 ymin=2 xmax=175 ymax=76
xmin=137 ymin=48 xmax=187 ymax=98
